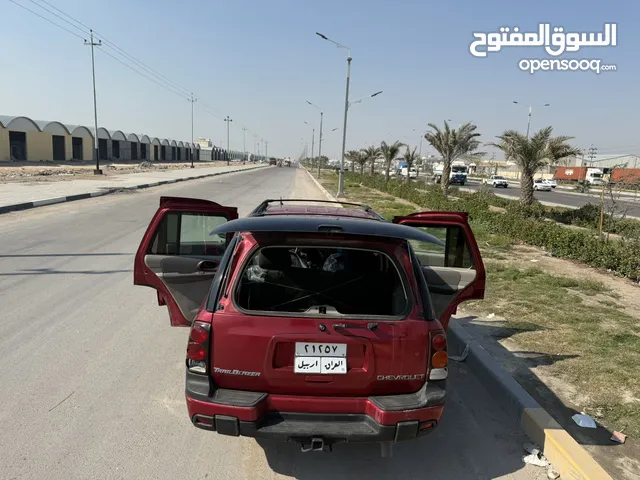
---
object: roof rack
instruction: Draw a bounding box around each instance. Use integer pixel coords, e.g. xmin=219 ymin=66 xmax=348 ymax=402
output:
xmin=248 ymin=198 xmax=386 ymax=221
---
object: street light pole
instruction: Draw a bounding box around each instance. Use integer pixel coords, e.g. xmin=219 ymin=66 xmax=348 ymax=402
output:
xmin=224 ymin=116 xmax=233 ymax=165
xmin=84 ymin=30 xmax=102 ymax=175
xmin=316 ymin=32 xmax=352 ymax=198
xmin=189 ymin=94 xmax=196 ymax=168
xmin=512 ymin=101 xmax=550 ymax=139
xmin=253 ymin=134 xmax=257 ymax=159
xmin=306 ymin=101 xmax=324 ymax=177
xmin=242 ymin=127 xmax=247 ymax=163
xmin=338 ymin=57 xmax=352 ymax=197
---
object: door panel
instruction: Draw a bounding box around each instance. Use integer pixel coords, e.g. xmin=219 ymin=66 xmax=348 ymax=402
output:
xmin=145 ymin=255 xmax=219 ymax=322
xmin=392 ymin=211 xmax=485 ymax=329
xmin=421 ymin=266 xmax=477 ymax=319
xmin=133 ymin=197 xmax=238 ymax=326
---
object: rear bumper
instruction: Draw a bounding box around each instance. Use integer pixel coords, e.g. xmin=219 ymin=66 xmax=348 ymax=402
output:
xmin=186 ymin=371 xmax=445 ymax=444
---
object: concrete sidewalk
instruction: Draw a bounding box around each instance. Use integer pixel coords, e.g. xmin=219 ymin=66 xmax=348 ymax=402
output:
xmin=0 ymin=164 xmax=268 ymax=214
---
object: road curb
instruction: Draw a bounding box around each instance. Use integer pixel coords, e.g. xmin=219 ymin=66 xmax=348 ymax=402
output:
xmin=302 ymin=166 xmax=341 ymax=204
xmin=447 ymin=319 xmax=612 ymax=480
xmin=0 ymin=165 xmax=267 ymax=215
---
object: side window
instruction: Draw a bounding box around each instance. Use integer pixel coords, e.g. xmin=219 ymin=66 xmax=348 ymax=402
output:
xmin=409 ymin=226 xmax=475 ymax=269
xmin=148 ymin=212 xmax=229 ymax=257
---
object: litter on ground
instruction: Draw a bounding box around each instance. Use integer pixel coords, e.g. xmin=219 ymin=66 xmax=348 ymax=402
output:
xmin=572 ymin=413 xmax=597 ymax=428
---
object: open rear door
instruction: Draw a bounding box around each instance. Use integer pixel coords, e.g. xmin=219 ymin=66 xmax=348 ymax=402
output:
xmin=393 ymin=211 xmax=485 ymax=329
xmin=134 ymin=196 xmax=238 ymax=326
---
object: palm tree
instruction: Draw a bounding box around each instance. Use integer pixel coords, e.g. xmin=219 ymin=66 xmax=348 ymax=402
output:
xmin=491 ymin=127 xmax=581 ymax=206
xmin=355 ymin=151 xmax=368 ymax=174
xmin=424 ymin=121 xmax=483 ymax=196
xmin=345 ymin=150 xmax=360 ymax=174
xmin=380 ymin=141 xmax=405 ymax=182
xmin=361 ymin=145 xmax=382 ymax=175
xmin=401 ymin=146 xmax=419 ymax=183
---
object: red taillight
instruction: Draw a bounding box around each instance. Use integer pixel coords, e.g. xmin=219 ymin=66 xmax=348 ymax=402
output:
xmin=190 ymin=324 xmax=209 ymax=344
xmin=432 ymin=334 xmax=446 ymax=351
xmin=187 ymin=343 xmax=206 ymax=361
xmin=186 ymin=321 xmax=210 ymax=365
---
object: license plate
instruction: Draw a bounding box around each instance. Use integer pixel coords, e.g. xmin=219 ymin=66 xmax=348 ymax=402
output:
xmin=294 ymin=342 xmax=347 ymax=374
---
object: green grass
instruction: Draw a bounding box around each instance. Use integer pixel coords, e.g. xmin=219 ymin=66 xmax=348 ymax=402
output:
xmin=465 ymin=263 xmax=640 ymax=436
xmin=312 ymin=168 xmax=640 ymax=436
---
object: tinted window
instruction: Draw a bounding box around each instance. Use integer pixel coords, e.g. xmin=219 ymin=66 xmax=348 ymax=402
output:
xmin=149 ymin=212 xmax=229 ymax=257
xmin=235 ymin=246 xmax=408 ymax=317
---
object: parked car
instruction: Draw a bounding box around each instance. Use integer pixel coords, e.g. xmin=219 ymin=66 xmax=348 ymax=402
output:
xmin=133 ymin=198 xmax=486 ymax=457
xmin=533 ymin=179 xmax=552 ymax=191
xmin=401 ymin=167 xmax=418 ymax=179
xmin=482 ymin=175 xmax=509 ymax=188
xmin=269 ymin=159 xmax=277 ymax=165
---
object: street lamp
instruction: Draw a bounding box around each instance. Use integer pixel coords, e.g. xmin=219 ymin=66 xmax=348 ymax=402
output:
xmin=316 ymin=32 xmax=351 ymax=198
xmin=349 ymin=91 xmax=383 ymax=106
xmin=512 ymin=101 xmax=550 ymax=138
xmin=224 ymin=116 xmax=233 ymax=165
xmin=306 ymin=100 xmax=324 ymax=177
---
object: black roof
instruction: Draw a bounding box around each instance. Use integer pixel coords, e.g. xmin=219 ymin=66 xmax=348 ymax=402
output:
xmin=210 ymin=215 xmax=445 ymax=245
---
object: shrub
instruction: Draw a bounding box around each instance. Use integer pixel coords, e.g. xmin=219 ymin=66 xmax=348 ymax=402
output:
xmin=343 ymin=172 xmax=640 ymax=281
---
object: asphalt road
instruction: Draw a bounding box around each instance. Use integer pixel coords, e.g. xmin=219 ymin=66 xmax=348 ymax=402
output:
xmin=462 ymin=180 xmax=640 ymax=218
xmin=0 ymin=166 xmax=545 ymax=480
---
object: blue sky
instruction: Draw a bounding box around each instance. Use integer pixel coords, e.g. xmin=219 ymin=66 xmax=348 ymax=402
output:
xmin=1 ymin=0 xmax=638 ymax=159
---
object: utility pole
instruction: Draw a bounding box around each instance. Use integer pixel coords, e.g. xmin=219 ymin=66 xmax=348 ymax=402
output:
xmin=310 ymin=129 xmax=315 ymax=169
xmin=265 ymin=140 xmax=268 ymax=162
xmin=224 ymin=116 xmax=232 ymax=165
xmin=84 ymin=30 xmax=102 ymax=174
xmin=337 ymin=55 xmax=352 ymax=197
xmin=188 ymin=94 xmax=196 ymax=168
xmin=242 ymin=127 xmax=247 ymax=163
xmin=317 ymin=112 xmax=323 ymax=177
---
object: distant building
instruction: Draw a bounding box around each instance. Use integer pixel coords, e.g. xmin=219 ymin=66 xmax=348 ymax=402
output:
xmin=196 ymin=137 xmax=212 ymax=148
xmin=0 ymin=114 xmax=200 ymax=163
xmin=569 ymin=153 xmax=640 ymax=169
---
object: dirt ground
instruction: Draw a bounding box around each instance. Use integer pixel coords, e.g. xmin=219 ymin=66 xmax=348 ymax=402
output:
xmin=0 ymin=160 xmax=233 ymax=183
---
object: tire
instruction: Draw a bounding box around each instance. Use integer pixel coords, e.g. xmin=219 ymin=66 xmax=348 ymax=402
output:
xmin=460 ymin=182 xmax=465 ymax=186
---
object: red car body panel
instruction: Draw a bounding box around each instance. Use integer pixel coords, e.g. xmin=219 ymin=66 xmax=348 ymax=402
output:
xmin=205 ymin=233 xmax=435 ymax=397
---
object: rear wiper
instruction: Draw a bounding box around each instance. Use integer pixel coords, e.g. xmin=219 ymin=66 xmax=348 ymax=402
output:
xmin=333 ymin=322 xmax=378 ymax=331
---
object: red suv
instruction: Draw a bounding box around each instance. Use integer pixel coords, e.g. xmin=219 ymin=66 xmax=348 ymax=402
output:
xmin=134 ymin=197 xmax=485 ymax=456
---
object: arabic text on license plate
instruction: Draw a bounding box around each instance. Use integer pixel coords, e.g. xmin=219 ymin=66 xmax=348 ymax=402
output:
xmin=294 ymin=343 xmax=347 ymax=374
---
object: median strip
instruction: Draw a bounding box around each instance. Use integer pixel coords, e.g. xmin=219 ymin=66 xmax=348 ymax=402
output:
xmin=0 ymin=165 xmax=267 ymax=215
xmin=303 ymin=166 xmax=622 ymax=479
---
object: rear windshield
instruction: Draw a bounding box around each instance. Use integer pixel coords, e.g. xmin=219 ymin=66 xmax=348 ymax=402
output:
xmin=234 ymin=246 xmax=409 ymax=317
xmin=494 ymin=176 xmax=505 ymax=179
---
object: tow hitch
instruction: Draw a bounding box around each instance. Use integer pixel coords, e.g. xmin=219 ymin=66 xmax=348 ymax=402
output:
xmin=300 ymin=437 xmax=332 ymax=453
